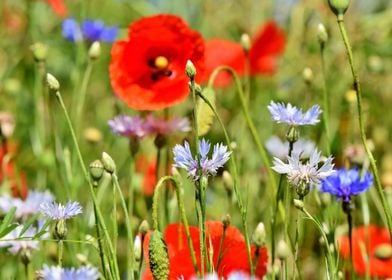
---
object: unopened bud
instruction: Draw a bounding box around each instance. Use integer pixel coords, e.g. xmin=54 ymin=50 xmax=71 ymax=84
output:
xmin=328 ymin=0 xmax=350 ymax=17
xmin=302 ymin=67 xmax=313 ymax=84
xmin=185 ymin=60 xmax=196 ymax=80
xmin=317 ymin=23 xmax=328 ymax=45
xmin=222 ymin=171 xmax=234 ymax=194
xmin=277 ymin=240 xmax=290 ymax=259
xmin=293 ymin=199 xmax=304 ymax=210
xmin=76 ymin=253 xmax=88 ymax=264
xmin=84 ymin=127 xmax=103 ymax=143
xmin=88 ymin=41 xmax=101 ymax=60
xmin=222 ymin=214 xmax=231 ymax=228
xmin=46 ymin=73 xmax=60 ymax=91
xmin=252 ymin=222 xmax=266 ymax=247
xmin=286 ymin=126 xmax=299 ymax=143
xmin=149 ymin=230 xmax=169 ymax=280
xmin=240 ymin=33 xmax=251 ymax=52
xmin=134 ymin=235 xmax=142 ymax=261
xmin=30 ymin=43 xmax=48 ymax=62
xmin=101 ymin=152 xmax=116 ymax=174
xmin=374 ymin=244 xmax=392 ymax=260
xmin=55 ymin=219 xmax=67 ymax=240
xmin=89 ymin=160 xmax=104 ymax=184
xmin=139 ymin=220 xmax=149 ymax=235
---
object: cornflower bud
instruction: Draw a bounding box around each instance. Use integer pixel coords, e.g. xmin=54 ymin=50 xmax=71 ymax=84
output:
xmin=46 ymin=73 xmax=60 ymax=91
xmin=252 ymin=222 xmax=266 ymax=247
xmin=277 ymin=240 xmax=290 ymax=260
xmin=317 ymin=23 xmax=328 ymax=45
xmin=185 ymin=60 xmax=196 ymax=80
xmin=89 ymin=160 xmax=104 ymax=185
xmin=88 ymin=41 xmax=101 ymax=60
xmin=240 ymin=33 xmax=251 ymax=52
xmin=222 ymin=171 xmax=234 ymax=195
xmin=302 ymin=67 xmax=313 ymax=84
xmin=101 ymin=152 xmax=116 ymax=174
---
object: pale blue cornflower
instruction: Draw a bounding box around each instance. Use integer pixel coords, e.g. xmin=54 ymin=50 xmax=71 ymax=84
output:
xmin=321 ymin=168 xmax=373 ymax=202
xmin=40 ymin=201 xmax=82 ymax=220
xmin=143 ymin=115 xmax=191 ymax=135
xmin=39 ymin=265 xmax=100 ymax=280
xmin=108 ymin=115 xmax=146 ymax=139
xmin=0 ymin=190 xmax=54 ymax=219
xmin=62 ymin=18 xmax=118 ymax=43
xmin=173 ymin=139 xmax=231 ymax=181
xmin=272 ymin=149 xmax=335 ymax=190
xmin=265 ymin=136 xmax=316 ymax=160
xmin=268 ymin=101 xmax=322 ymax=126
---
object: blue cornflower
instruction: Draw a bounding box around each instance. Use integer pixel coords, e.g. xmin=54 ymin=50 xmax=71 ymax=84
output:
xmin=321 ymin=168 xmax=373 ymax=202
xmin=40 ymin=200 xmax=82 ymax=220
xmin=268 ymin=101 xmax=322 ymax=126
xmin=62 ymin=18 xmax=83 ymax=42
xmin=108 ymin=115 xmax=146 ymax=138
xmin=39 ymin=265 xmax=100 ymax=280
xmin=173 ymin=139 xmax=231 ymax=180
xmin=81 ymin=19 xmax=118 ymax=42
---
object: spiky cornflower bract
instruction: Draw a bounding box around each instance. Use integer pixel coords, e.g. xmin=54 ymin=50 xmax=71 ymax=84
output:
xmin=272 ymin=149 xmax=335 ymax=197
xmin=40 ymin=200 xmax=82 ymax=220
xmin=268 ymin=101 xmax=322 ymax=126
xmin=321 ymin=168 xmax=373 ymax=202
xmin=172 ymin=139 xmax=231 ymax=181
xmin=39 ymin=265 xmax=100 ymax=280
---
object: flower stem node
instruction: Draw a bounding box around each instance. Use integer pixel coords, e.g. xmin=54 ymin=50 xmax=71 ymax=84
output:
xmin=101 ymin=152 xmax=116 ymax=174
xmin=317 ymin=23 xmax=328 ymax=45
xmin=328 ymin=0 xmax=350 ymax=17
xmin=55 ymin=219 xmax=67 ymax=240
xmin=286 ymin=126 xmax=299 ymax=143
xmin=293 ymin=199 xmax=304 ymax=210
xmin=148 ymin=230 xmax=169 ymax=280
xmin=88 ymin=41 xmax=101 ymax=60
xmin=46 ymin=73 xmax=60 ymax=91
xmin=185 ymin=60 xmax=197 ymax=80
xmin=89 ymin=160 xmax=104 ymax=184
xmin=252 ymin=222 xmax=266 ymax=247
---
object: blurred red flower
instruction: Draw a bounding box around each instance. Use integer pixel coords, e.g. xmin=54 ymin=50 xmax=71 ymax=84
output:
xmin=339 ymin=225 xmax=392 ymax=278
xmin=0 ymin=144 xmax=28 ymax=199
xmin=249 ymin=21 xmax=285 ymax=75
xmin=46 ymin=0 xmax=68 ymax=17
xmin=143 ymin=221 xmax=268 ymax=279
xmin=135 ymin=156 xmax=157 ymax=196
xmin=110 ymin=14 xmax=205 ymax=111
xmin=203 ymin=21 xmax=285 ymax=87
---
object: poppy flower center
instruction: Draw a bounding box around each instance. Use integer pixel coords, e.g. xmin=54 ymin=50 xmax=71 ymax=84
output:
xmin=148 ymin=56 xmax=173 ymax=81
xmin=154 ymin=56 xmax=169 ymax=70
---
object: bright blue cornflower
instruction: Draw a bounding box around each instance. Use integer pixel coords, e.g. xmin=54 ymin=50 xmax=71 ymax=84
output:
xmin=268 ymin=101 xmax=322 ymax=126
xmin=321 ymin=168 xmax=373 ymax=202
xmin=173 ymin=139 xmax=231 ymax=181
xmin=81 ymin=19 xmax=118 ymax=42
xmin=62 ymin=18 xmax=83 ymax=42
xmin=39 ymin=265 xmax=100 ymax=280
xmin=40 ymin=200 xmax=82 ymax=220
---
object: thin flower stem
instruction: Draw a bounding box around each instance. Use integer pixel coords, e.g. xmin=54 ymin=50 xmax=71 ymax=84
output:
xmin=93 ymin=204 xmax=109 ymax=279
xmin=336 ymin=16 xmax=392 ymax=238
xmin=112 ymin=183 xmax=118 ymax=259
xmin=197 ymin=91 xmax=253 ymax=271
xmin=319 ymin=45 xmax=331 ymax=154
xmin=112 ymin=173 xmax=135 ymax=280
xmin=58 ymin=239 xmax=64 ymax=266
xmin=74 ymin=59 xmax=94 ymax=127
xmin=53 ymin=89 xmax=120 ymax=280
xmin=152 ymin=176 xmax=199 ymax=276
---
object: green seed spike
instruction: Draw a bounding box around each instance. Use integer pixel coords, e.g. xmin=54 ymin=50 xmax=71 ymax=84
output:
xmin=149 ymin=230 xmax=169 ymax=280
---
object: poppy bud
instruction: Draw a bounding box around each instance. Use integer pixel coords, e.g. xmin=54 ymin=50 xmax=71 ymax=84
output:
xmin=327 ymin=0 xmax=350 ymax=17
xmin=222 ymin=214 xmax=231 ymax=228
xmin=252 ymin=222 xmax=266 ymax=247
xmin=240 ymin=33 xmax=251 ymax=52
xmin=89 ymin=160 xmax=104 ymax=184
xmin=185 ymin=60 xmax=197 ymax=80
xmin=88 ymin=41 xmax=101 ymax=60
xmin=374 ymin=244 xmax=392 ymax=260
xmin=302 ymin=67 xmax=313 ymax=84
xmin=30 ymin=42 xmax=48 ymax=62
xmin=134 ymin=235 xmax=142 ymax=262
xmin=277 ymin=240 xmax=290 ymax=259
xmin=46 ymin=73 xmax=60 ymax=91
xmin=317 ymin=23 xmax=328 ymax=45
xmin=149 ymin=230 xmax=169 ymax=280
xmin=101 ymin=152 xmax=116 ymax=174
xmin=139 ymin=220 xmax=149 ymax=235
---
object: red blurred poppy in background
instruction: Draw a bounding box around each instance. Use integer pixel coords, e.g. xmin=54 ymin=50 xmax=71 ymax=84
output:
xmin=143 ymin=221 xmax=268 ymax=279
xmin=135 ymin=156 xmax=157 ymax=196
xmin=203 ymin=20 xmax=285 ymax=87
xmin=110 ymin=14 xmax=205 ymax=111
xmin=0 ymin=144 xmax=28 ymax=199
xmin=46 ymin=0 xmax=68 ymax=17
xmin=339 ymin=225 xmax=392 ymax=278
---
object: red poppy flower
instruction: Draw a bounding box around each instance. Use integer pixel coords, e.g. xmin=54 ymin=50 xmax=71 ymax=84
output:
xmin=0 ymin=144 xmax=28 ymax=199
xmin=46 ymin=0 xmax=68 ymax=17
xmin=203 ymin=39 xmax=245 ymax=87
xmin=249 ymin=21 xmax=285 ymax=75
xmin=339 ymin=225 xmax=392 ymax=278
xmin=143 ymin=221 xmax=268 ymax=279
xmin=109 ymin=14 xmax=205 ymax=111
xmin=135 ymin=156 xmax=157 ymax=196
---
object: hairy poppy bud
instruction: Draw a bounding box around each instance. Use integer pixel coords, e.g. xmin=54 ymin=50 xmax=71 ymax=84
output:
xmin=252 ymin=222 xmax=266 ymax=247
xmin=302 ymin=67 xmax=313 ymax=84
xmin=149 ymin=230 xmax=169 ymax=280
xmin=293 ymin=199 xmax=304 ymax=210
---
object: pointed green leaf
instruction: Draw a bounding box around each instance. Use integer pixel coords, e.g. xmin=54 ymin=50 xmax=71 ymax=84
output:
xmin=0 ymin=206 xmax=16 ymax=234
xmin=0 ymin=223 xmax=19 ymax=239
xmin=197 ymin=87 xmax=216 ymax=136
xmin=19 ymin=213 xmax=40 ymax=237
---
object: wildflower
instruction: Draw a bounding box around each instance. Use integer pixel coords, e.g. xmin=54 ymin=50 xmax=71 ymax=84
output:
xmin=268 ymin=101 xmax=322 ymax=126
xmin=108 ymin=115 xmax=146 ymax=138
xmin=40 ymin=200 xmax=82 ymax=220
xmin=143 ymin=221 xmax=268 ymax=279
xmin=46 ymin=0 xmax=67 ymax=17
xmin=173 ymin=139 xmax=231 ymax=180
xmin=109 ymin=14 xmax=205 ymax=110
xmin=265 ymin=136 xmax=316 ymax=160
xmin=321 ymin=168 xmax=373 ymax=202
xmin=39 ymin=265 xmax=100 ymax=280
xmin=135 ymin=156 xmax=157 ymax=196
xmin=0 ymin=224 xmax=43 ymax=255
xmin=0 ymin=191 xmax=54 ymax=219
xmin=143 ymin=115 xmax=191 ymax=136
xmin=339 ymin=225 xmax=392 ymax=278
xmin=81 ymin=19 xmax=118 ymax=42
xmin=249 ymin=21 xmax=285 ymax=75
xmin=272 ymin=149 xmax=335 ymax=197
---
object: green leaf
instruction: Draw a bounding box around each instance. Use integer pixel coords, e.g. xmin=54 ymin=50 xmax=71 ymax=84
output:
xmin=197 ymin=87 xmax=216 ymax=136
xmin=0 ymin=207 xmax=16 ymax=234
xmin=18 ymin=213 xmax=40 ymax=237
xmin=0 ymin=223 xmax=19 ymax=239
xmin=33 ymin=219 xmax=51 ymax=240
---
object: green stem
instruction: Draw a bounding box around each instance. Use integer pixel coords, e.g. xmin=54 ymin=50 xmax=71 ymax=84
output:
xmin=74 ymin=59 xmax=94 ymax=126
xmin=58 ymin=239 xmax=64 ymax=266
xmin=93 ymin=204 xmax=108 ymax=279
xmin=152 ymin=176 xmax=199 ymax=276
xmin=197 ymin=91 xmax=253 ymax=271
xmin=112 ymin=173 xmax=135 ymax=280
xmin=112 ymin=181 xmax=118 ymax=260
xmin=320 ymin=44 xmax=331 ymax=154
xmin=336 ymin=17 xmax=392 ymax=238
xmin=53 ymin=89 xmax=120 ymax=280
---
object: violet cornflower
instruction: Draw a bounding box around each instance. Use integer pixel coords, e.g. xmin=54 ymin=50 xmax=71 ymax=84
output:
xmin=40 ymin=200 xmax=82 ymax=220
xmin=268 ymin=101 xmax=322 ymax=126
xmin=62 ymin=18 xmax=118 ymax=43
xmin=173 ymin=139 xmax=231 ymax=181
xmin=108 ymin=115 xmax=146 ymax=139
xmin=39 ymin=265 xmax=100 ymax=280
xmin=143 ymin=114 xmax=191 ymax=136
xmin=321 ymin=168 xmax=373 ymax=202
xmin=62 ymin=18 xmax=83 ymax=42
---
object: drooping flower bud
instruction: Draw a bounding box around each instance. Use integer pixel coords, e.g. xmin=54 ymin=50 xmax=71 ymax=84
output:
xmin=88 ymin=41 xmax=101 ymax=60
xmin=101 ymin=152 xmax=116 ymax=174
xmin=185 ymin=60 xmax=196 ymax=80
xmin=139 ymin=220 xmax=150 ymax=235
xmin=134 ymin=235 xmax=142 ymax=262
xmin=149 ymin=230 xmax=169 ymax=280
xmin=240 ymin=33 xmax=251 ymax=52
xmin=222 ymin=214 xmax=231 ymax=229
xmin=327 ymin=0 xmax=350 ymax=17
xmin=252 ymin=222 xmax=266 ymax=247
xmin=46 ymin=73 xmax=60 ymax=91
xmin=317 ymin=23 xmax=328 ymax=45
xmin=277 ymin=240 xmax=290 ymax=260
